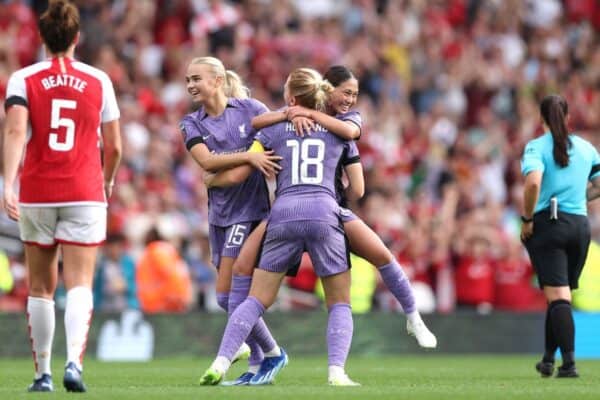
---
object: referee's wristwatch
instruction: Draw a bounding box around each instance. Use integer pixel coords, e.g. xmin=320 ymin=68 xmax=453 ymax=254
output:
xmin=521 ymin=215 xmax=533 ymax=223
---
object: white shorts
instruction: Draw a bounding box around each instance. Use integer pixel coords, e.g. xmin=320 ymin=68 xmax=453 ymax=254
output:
xmin=19 ymin=205 xmax=107 ymax=247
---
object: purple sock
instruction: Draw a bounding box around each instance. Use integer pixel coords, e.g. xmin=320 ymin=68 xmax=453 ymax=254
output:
xmin=379 ymin=260 xmax=416 ymax=314
xmin=250 ymin=319 xmax=277 ymax=356
xmin=216 ymin=292 xmax=229 ymax=312
xmin=327 ymin=303 xmax=353 ymax=367
xmin=229 ymin=276 xmax=264 ymax=365
xmin=218 ymin=296 xmax=265 ymax=361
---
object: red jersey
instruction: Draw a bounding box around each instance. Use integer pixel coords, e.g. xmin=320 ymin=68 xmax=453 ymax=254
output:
xmin=5 ymin=57 xmax=119 ymax=205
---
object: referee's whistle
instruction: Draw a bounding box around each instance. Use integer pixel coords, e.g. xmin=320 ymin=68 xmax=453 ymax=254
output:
xmin=550 ymin=197 xmax=558 ymax=220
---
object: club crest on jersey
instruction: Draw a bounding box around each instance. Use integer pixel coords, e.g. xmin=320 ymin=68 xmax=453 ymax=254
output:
xmin=179 ymin=122 xmax=187 ymax=140
xmin=239 ymin=124 xmax=247 ymax=138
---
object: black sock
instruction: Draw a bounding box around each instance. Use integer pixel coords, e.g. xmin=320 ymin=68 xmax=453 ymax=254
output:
xmin=543 ymin=304 xmax=558 ymax=363
xmin=549 ymin=299 xmax=575 ymax=367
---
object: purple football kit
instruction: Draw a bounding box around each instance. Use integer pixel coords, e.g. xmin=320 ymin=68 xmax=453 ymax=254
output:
xmin=335 ymin=111 xmax=362 ymax=224
xmin=255 ymin=120 xmax=358 ymax=277
xmin=181 ymin=98 xmax=270 ymax=267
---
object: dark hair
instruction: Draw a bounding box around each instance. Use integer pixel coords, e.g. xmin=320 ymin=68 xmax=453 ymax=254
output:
xmin=144 ymin=227 xmax=163 ymax=245
xmin=540 ymin=94 xmax=570 ymax=168
xmin=38 ymin=0 xmax=80 ymax=54
xmin=106 ymin=232 xmax=126 ymax=244
xmin=323 ymin=65 xmax=355 ymax=87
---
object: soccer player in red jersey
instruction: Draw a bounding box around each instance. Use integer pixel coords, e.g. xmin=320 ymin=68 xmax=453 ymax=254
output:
xmin=2 ymin=0 xmax=121 ymax=393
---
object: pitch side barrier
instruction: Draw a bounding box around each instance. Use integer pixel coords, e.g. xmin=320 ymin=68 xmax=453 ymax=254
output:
xmin=0 ymin=310 xmax=598 ymax=359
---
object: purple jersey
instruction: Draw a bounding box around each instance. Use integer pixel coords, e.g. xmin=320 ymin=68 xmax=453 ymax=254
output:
xmin=256 ymin=122 xmax=355 ymax=226
xmin=334 ymin=111 xmax=362 ymax=207
xmin=338 ymin=110 xmax=362 ymax=139
xmin=180 ymin=98 xmax=270 ymax=227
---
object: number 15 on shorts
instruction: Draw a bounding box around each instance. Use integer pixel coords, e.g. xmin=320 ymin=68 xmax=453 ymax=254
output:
xmin=226 ymin=224 xmax=247 ymax=248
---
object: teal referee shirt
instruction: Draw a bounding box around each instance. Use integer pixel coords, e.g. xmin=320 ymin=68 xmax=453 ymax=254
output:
xmin=521 ymin=132 xmax=600 ymax=216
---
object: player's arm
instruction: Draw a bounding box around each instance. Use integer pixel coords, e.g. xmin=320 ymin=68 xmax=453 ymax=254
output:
xmin=189 ymin=142 xmax=280 ymax=176
xmin=2 ymin=103 xmax=28 ymax=220
xmin=251 ymin=110 xmax=287 ymax=130
xmin=101 ymin=119 xmax=122 ymax=199
xmin=344 ymin=162 xmax=365 ymax=200
xmin=587 ymin=151 xmax=600 ymax=201
xmin=522 ymin=170 xmax=542 ymax=219
xmin=288 ymin=106 xmax=360 ymax=140
xmin=587 ymin=173 xmax=600 ymax=201
xmin=204 ymin=141 xmax=265 ymax=188
xmin=252 ymin=108 xmax=316 ymax=137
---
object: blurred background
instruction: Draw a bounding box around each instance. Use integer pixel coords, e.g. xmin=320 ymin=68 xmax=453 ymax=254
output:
xmin=1 ymin=0 xmax=600 ymax=321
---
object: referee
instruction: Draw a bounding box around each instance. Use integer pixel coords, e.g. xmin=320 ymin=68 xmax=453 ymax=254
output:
xmin=520 ymin=94 xmax=600 ymax=378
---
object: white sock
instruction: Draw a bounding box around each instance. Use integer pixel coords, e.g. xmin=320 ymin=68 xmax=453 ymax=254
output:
xmin=328 ymin=365 xmax=346 ymax=379
xmin=264 ymin=345 xmax=281 ymax=357
xmin=248 ymin=365 xmax=260 ymax=374
xmin=64 ymin=286 xmax=93 ymax=371
xmin=27 ymin=296 xmax=55 ymax=379
xmin=211 ymin=356 xmax=231 ymax=374
xmin=406 ymin=310 xmax=422 ymax=326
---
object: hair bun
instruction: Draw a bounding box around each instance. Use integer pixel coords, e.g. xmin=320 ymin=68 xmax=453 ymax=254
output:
xmin=49 ymin=0 xmax=68 ymax=19
xmin=320 ymin=79 xmax=334 ymax=93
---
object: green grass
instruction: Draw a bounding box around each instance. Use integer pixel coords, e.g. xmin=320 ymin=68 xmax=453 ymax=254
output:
xmin=1 ymin=355 xmax=600 ymax=399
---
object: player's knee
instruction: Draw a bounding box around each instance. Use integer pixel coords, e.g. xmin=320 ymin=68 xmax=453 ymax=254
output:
xmin=232 ymin=260 xmax=254 ymax=276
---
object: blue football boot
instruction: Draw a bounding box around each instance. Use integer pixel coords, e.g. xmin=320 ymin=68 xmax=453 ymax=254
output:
xmin=28 ymin=374 xmax=53 ymax=392
xmin=63 ymin=362 xmax=87 ymax=392
xmin=221 ymin=371 xmax=256 ymax=386
xmin=249 ymin=348 xmax=288 ymax=385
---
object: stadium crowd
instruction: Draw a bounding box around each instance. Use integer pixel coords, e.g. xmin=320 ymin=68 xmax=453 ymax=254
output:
xmin=1 ymin=0 xmax=600 ymax=314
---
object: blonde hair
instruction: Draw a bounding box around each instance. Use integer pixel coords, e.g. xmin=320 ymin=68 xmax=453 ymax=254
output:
xmin=286 ymin=68 xmax=334 ymax=111
xmin=189 ymin=56 xmax=249 ymax=99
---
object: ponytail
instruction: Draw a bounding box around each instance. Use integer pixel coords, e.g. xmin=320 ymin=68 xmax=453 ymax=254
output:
xmin=314 ymin=79 xmax=334 ymax=111
xmin=224 ymin=70 xmax=249 ymax=99
xmin=286 ymin=68 xmax=334 ymax=111
xmin=540 ymin=94 xmax=570 ymax=168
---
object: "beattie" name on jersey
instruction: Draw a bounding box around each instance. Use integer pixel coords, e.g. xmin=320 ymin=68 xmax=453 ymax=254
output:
xmin=41 ymin=74 xmax=87 ymax=93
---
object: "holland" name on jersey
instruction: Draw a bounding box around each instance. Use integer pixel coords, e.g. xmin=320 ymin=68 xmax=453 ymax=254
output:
xmin=286 ymin=122 xmax=327 ymax=132
xmin=41 ymin=74 xmax=87 ymax=93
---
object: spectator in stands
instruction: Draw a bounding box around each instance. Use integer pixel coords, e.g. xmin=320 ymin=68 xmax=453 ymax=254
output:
xmin=493 ymin=238 xmax=546 ymax=312
xmin=136 ymin=227 xmax=193 ymax=313
xmin=94 ymin=233 xmax=139 ymax=312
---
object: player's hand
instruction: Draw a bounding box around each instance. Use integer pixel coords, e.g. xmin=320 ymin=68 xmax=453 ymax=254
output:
xmin=520 ymin=221 xmax=533 ymax=242
xmin=291 ymin=116 xmax=315 ymax=137
xmin=104 ymin=181 xmax=114 ymax=200
xmin=203 ymin=171 xmax=216 ymax=188
xmin=286 ymin=106 xmax=312 ymax=120
xmin=2 ymin=187 xmax=19 ymax=221
xmin=248 ymin=150 xmax=282 ymax=178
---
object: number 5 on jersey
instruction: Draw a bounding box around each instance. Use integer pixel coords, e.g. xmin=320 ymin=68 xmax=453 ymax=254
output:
xmin=49 ymin=99 xmax=77 ymax=151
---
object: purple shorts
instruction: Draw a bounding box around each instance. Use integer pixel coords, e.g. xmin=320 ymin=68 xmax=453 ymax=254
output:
xmin=259 ymin=221 xmax=350 ymax=277
xmin=209 ymin=221 xmax=260 ymax=268
xmin=339 ymin=207 xmax=359 ymax=224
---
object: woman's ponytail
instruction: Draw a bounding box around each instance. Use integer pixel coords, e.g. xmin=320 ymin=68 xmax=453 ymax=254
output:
xmin=540 ymin=94 xmax=570 ymax=168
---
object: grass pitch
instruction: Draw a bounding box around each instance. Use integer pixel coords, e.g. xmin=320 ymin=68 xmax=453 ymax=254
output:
xmin=1 ymin=355 xmax=599 ymax=399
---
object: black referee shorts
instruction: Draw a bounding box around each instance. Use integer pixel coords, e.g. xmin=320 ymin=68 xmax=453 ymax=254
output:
xmin=523 ymin=210 xmax=590 ymax=290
